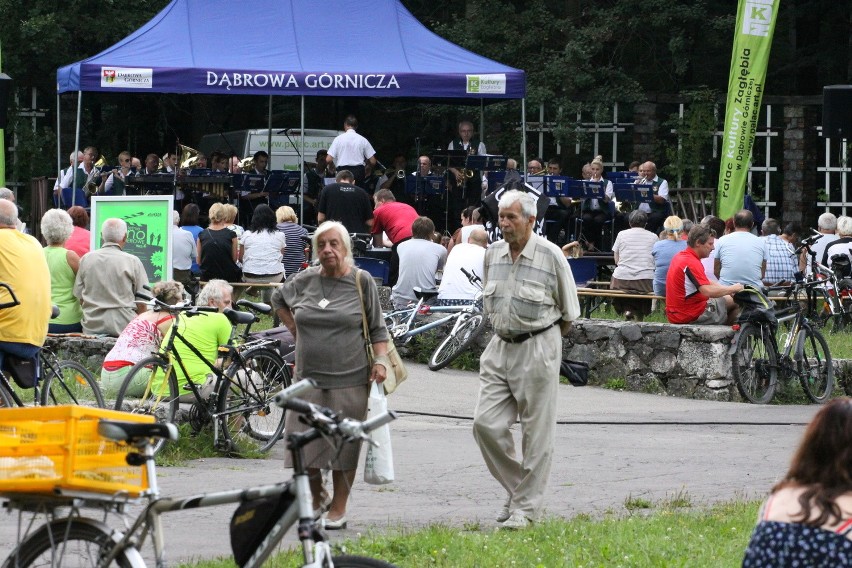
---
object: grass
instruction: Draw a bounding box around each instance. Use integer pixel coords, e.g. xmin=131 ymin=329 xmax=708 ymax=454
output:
xmin=178 ymin=499 xmax=760 ymax=567
xmin=157 ymin=423 xmax=266 ymax=467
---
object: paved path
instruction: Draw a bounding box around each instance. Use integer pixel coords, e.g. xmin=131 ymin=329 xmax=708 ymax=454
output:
xmin=0 ymin=363 xmax=819 ymax=563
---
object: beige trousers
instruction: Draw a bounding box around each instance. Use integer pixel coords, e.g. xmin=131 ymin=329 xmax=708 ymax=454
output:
xmin=473 ymin=325 xmax=561 ymax=519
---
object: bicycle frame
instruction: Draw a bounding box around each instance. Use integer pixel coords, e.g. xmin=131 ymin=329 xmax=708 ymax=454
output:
xmin=386 ymin=302 xmax=477 ymax=343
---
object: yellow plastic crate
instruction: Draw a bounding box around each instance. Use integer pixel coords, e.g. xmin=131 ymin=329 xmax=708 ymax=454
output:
xmin=0 ymin=405 xmax=154 ymax=496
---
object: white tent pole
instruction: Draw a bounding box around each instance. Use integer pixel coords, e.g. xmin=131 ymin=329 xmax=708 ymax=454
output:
xmin=267 ymin=95 xmax=273 ymax=166
xmin=56 ymin=93 xmax=61 ymax=196
xmin=300 ymin=95 xmax=305 ymax=225
xmin=72 ymin=91 xmax=82 ymax=207
xmin=522 ymin=98 xmax=527 ymax=183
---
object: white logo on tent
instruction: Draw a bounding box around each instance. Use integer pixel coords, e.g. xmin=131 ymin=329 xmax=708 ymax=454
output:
xmin=101 ymin=67 xmax=153 ymax=89
xmin=466 ymin=74 xmax=506 ymax=95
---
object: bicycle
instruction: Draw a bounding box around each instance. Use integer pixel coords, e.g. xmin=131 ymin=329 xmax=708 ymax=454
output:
xmin=1 ymin=380 xmax=398 ymax=568
xmin=730 ymin=281 xmax=833 ymax=404
xmin=382 ymin=268 xmax=486 ymax=371
xmin=113 ymin=297 xmax=291 ymax=455
xmin=0 ymin=283 xmax=103 ymax=410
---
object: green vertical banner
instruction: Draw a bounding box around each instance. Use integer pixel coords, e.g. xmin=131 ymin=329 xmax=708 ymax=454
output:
xmin=716 ymin=0 xmax=779 ymax=220
xmin=90 ymin=196 xmax=174 ymax=282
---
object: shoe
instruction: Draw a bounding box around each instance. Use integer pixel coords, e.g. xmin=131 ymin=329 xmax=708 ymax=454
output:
xmin=496 ymin=498 xmax=511 ymax=523
xmin=323 ymin=516 xmax=347 ymax=530
xmin=500 ymin=511 xmax=531 ymax=530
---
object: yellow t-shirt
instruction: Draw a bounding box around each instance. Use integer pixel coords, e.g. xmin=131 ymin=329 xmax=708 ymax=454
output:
xmin=0 ymin=229 xmax=52 ymax=346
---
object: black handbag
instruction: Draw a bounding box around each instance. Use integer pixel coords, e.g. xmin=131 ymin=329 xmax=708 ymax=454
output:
xmin=560 ymin=359 xmax=589 ymax=387
xmin=2 ymin=355 xmax=38 ymax=389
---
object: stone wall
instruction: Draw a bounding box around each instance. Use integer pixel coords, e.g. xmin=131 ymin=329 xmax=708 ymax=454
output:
xmin=562 ymin=320 xmax=738 ymax=401
xmin=45 ymin=317 xmax=847 ymax=404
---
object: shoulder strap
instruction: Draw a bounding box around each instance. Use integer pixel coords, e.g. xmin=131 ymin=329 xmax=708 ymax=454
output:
xmin=354 ymin=269 xmax=371 ymax=345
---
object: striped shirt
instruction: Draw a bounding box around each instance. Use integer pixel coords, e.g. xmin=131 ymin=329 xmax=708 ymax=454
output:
xmin=612 ymin=227 xmax=658 ymax=280
xmin=483 ymin=234 xmax=580 ymax=336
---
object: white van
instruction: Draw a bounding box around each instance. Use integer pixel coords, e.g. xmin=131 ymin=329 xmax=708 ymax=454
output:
xmin=198 ymin=128 xmax=341 ymax=170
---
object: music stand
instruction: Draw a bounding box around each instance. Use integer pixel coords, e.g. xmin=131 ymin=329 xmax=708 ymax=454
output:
xmin=465 ymin=154 xmax=508 ymax=172
xmin=566 ymin=180 xmax=606 ymax=201
xmin=613 ymin=182 xmax=654 ymax=208
xmin=232 ymin=173 xmax=266 ymax=193
xmin=545 ymin=176 xmax=573 ymax=198
xmin=405 ymin=175 xmax=445 ymax=197
xmin=266 ymin=170 xmax=301 ymax=208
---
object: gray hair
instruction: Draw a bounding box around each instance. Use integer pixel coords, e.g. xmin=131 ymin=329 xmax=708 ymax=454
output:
xmin=0 ymin=187 xmax=14 ymax=201
xmin=197 ymin=279 xmax=232 ymax=307
xmin=498 ymin=189 xmax=536 ymax=219
xmin=628 ymin=210 xmax=648 ymax=228
xmin=172 ymin=210 xmax=180 ymax=225
xmin=312 ymin=221 xmax=355 ymax=268
xmin=837 ymin=216 xmax=852 ymax=237
xmin=41 ymin=209 xmax=74 ymax=245
xmin=101 ymin=218 xmax=127 ymax=244
xmin=761 ymin=218 xmax=780 ymax=236
xmin=818 ymin=212 xmax=838 ymax=232
xmin=0 ymin=199 xmax=17 ymax=226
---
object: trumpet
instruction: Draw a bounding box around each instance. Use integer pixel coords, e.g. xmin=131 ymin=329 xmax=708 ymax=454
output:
xmin=394 ymin=169 xmax=406 ymax=179
xmin=179 ymin=144 xmax=201 ymax=169
xmin=529 ymin=169 xmax=547 ymax=176
xmin=239 ymin=156 xmax=255 ymax=172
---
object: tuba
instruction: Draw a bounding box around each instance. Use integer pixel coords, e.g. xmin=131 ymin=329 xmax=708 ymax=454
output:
xmin=179 ymin=144 xmax=201 ymax=169
xmin=85 ymin=155 xmax=108 ymax=196
xmin=239 ymin=156 xmax=255 ymax=172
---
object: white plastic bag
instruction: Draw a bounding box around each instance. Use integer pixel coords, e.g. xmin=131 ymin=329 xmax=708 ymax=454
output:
xmin=363 ymin=382 xmax=394 ymax=485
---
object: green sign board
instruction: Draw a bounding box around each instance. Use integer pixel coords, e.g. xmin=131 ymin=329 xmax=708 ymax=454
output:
xmin=90 ymin=196 xmax=173 ymax=282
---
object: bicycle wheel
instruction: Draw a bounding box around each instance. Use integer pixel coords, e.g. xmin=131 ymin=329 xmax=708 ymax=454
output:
xmin=40 ymin=358 xmax=104 ymax=408
xmin=0 ymin=380 xmax=13 ymax=408
xmin=428 ymin=313 xmax=485 ymax=371
xmin=218 ymin=347 xmax=290 ymax=454
xmin=330 ymin=555 xmax=398 ymax=567
xmin=798 ymin=328 xmax=834 ymax=403
xmin=9 ymin=517 xmax=144 ymax=568
xmin=113 ymin=356 xmax=178 ymax=454
xmin=732 ymin=323 xmax=778 ymax=404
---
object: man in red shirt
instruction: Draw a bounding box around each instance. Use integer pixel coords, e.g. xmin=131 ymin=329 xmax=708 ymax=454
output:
xmin=372 ymin=189 xmax=420 ymax=286
xmin=666 ymin=224 xmax=744 ymax=325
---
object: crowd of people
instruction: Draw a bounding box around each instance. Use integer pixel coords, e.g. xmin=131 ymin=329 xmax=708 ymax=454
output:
xmin=7 ymin=113 xmax=852 ymax=554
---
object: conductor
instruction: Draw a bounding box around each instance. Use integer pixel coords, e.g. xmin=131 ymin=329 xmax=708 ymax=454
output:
xmin=326 ymin=115 xmax=377 ymax=192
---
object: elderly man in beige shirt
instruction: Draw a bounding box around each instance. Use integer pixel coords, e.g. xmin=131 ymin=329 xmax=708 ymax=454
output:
xmin=473 ymin=189 xmax=580 ymax=530
xmin=73 ymin=218 xmax=149 ymax=336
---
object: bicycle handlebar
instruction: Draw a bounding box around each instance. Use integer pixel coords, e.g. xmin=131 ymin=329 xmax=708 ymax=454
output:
xmin=274 ymin=378 xmax=398 ymax=444
xmin=0 ymin=282 xmax=21 ymax=310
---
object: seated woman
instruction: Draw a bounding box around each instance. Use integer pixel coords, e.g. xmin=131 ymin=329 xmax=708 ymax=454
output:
xmin=100 ymin=281 xmax=184 ymax=396
xmin=609 ymin=210 xmax=658 ymax=321
xmin=275 ymin=206 xmax=309 ymax=279
xmin=41 ymin=209 xmax=83 ymax=333
xmin=743 ymin=398 xmax=852 ymax=566
xmin=651 ymin=215 xmax=687 ymax=298
xmin=580 ymin=156 xmax=615 ymax=250
xmin=198 ymin=202 xmax=242 ymax=297
xmin=240 ymin=204 xmax=287 ymax=303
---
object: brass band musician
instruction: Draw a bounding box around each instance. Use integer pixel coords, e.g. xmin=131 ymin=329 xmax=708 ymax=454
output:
xmin=99 ymin=151 xmax=134 ymax=197
xmin=447 ymin=120 xmax=487 ymax=210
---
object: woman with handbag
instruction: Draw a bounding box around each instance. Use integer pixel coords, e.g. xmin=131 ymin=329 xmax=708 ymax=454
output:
xmin=197 ymin=202 xmax=243 ymax=299
xmin=271 ymin=220 xmax=389 ymax=530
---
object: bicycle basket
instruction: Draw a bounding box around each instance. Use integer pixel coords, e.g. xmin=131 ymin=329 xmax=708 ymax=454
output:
xmin=2 ymin=354 xmax=38 ymax=389
xmin=831 ymin=254 xmax=852 ymax=279
xmin=0 ymin=406 xmax=153 ymax=496
xmin=230 ymin=485 xmax=294 ymax=567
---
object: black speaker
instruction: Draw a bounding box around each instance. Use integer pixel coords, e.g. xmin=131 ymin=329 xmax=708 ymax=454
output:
xmin=0 ymin=74 xmax=11 ymax=130
xmin=823 ymin=85 xmax=852 ymax=139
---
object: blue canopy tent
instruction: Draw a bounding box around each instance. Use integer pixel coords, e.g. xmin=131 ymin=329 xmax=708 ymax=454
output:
xmin=56 ymin=0 xmax=527 ymax=206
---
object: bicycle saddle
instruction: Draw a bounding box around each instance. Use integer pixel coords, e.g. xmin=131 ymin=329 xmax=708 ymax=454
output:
xmin=98 ymin=420 xmax=179 ymax=444
xmin=236 ymin=299 xmax=272 ymax=314
xmin=413 ymin=287 xmax=439 ymax=300
xmin=224 ymin=307 xmax=257 ymax=326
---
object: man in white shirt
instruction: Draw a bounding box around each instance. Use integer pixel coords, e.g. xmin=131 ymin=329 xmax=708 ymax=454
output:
xmin=810 ymin=212 xmax=839 ymax=270
xmin=392 ymin=216 xmax=447 ymax=309
xmin=448 ymin=120 xmax=488 ymax=210
xmin=637 ymin=161 xmax=670 ymax=235
xmin=438 ymin=228 xmax=487 ymax=305
xmin=171 ymin=210 xmax=197 ymax=288
xmin=326 ymin=115 xmax=376 ymax=191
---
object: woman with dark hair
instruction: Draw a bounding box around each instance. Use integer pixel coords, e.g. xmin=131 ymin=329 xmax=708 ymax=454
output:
xmin=180 ymin=203 xmax=204 ymax=274
xmin=239 ymin=204 xmax=287 ymax=302
xmin=743 ymin=398 xmax=852 ymax=565
xmin=65 ymin=205 xmax=91 ymax=258
xmin=447 ymin=205 xmax=477 ymax=254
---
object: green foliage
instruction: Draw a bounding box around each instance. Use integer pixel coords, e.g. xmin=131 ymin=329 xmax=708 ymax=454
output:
xmin=178 ymin=499 xmax=760 ymax=568
xmin=624 ymin=493 xmax=654 ymax=510
xmin=603 ymin=377 xmax=628 ymax=391
xmin=661 ymin=87 xmax=719 ymax=187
